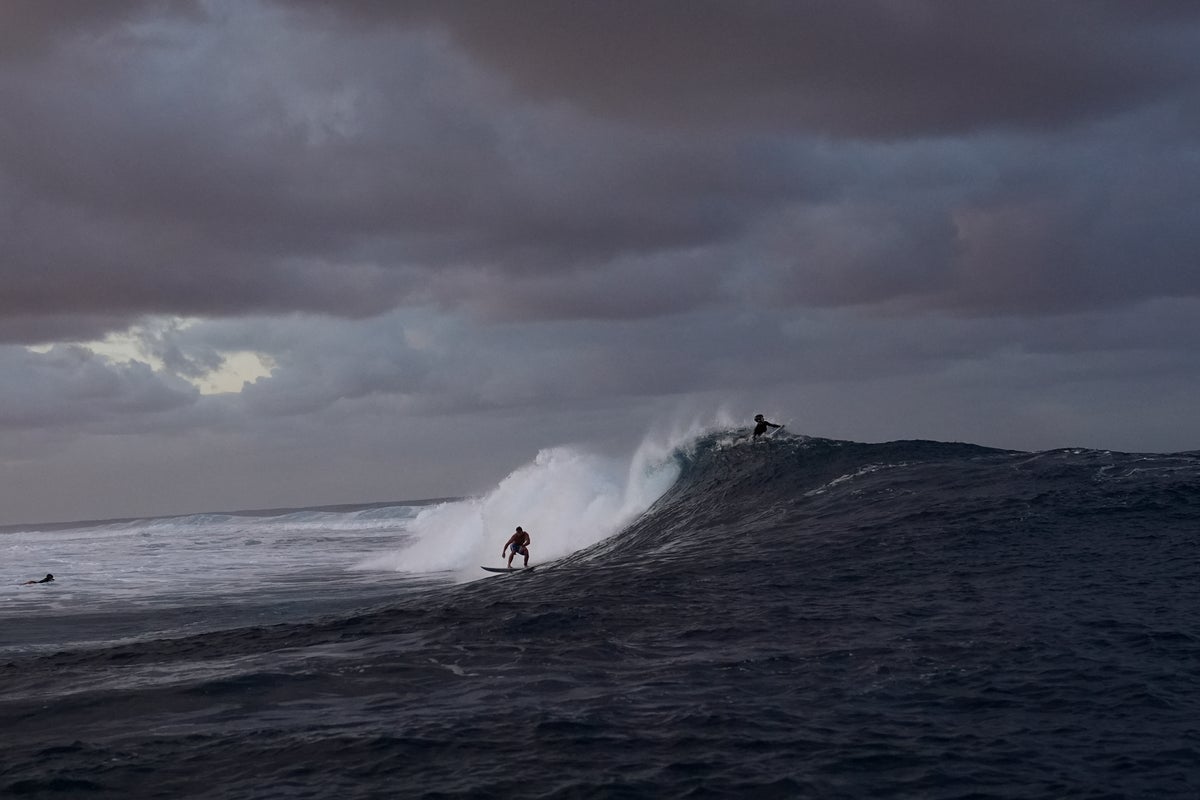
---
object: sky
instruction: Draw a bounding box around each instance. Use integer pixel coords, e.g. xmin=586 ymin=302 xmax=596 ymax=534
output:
xmin=2 ymin=1 xmax=1199 ymax=525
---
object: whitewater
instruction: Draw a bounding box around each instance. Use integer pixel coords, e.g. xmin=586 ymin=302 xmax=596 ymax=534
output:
xmin=2 ymin=430 xmax=686 ymax=655
xmin=4 ymin=427 xmax=1200 ymax=798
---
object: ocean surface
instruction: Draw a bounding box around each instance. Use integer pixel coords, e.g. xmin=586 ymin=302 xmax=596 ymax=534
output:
xmin=3 ymin=430 xmax=1200 ymax=798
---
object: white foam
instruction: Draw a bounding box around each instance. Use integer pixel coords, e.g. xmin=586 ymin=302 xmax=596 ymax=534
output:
xmin=354 ymin=427 xmax=701 ymax=579
xmin=0 ymin=506 xmax=419 ymax=618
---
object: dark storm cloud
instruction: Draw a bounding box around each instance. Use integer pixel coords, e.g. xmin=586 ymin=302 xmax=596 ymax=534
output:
xmin=739 ymin=123 xmax=1200 ymax=315
xmin=0 ymin=7 xmax=421 ymax=333
xmin=0 ymin=1 xmax=199 ymax=62
xmin=0 ymin=2 xmax=806 ymax=341
xmin=1 ymin=0 xmax=1198 ymax=339
xmin=0 ymin=314 xmax=137 ymax=345
xmin=283 ymin=1 xmax=1200 ymax=317
xmin=296 ymin=0 xmax=1200 ymax=137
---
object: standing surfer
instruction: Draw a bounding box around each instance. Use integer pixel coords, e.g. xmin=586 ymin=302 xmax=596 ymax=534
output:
xmin=753 ymin=414 xmax=782 ymax=439
xmin=502 ymin=526 xmax=532 ymax=568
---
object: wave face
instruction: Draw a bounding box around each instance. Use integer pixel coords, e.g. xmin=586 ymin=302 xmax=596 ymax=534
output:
xmin=4 ymin=433 xmax=1200 ymax=798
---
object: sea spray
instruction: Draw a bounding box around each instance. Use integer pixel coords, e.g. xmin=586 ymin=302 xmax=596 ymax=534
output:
xmin=356 ymin=434 xmax=689 ymax=577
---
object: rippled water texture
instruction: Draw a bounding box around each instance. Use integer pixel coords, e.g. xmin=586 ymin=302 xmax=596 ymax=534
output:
xmin=4 ymin=435 xmax=1200 ymax=798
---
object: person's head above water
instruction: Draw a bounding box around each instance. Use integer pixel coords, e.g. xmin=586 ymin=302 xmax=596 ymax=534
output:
xmin=754 ymin=414 xmax=764 ymax=421
xmin=44 ymin=574 xmax=53 ymax=580
xmin=515 ymin=526 xmax=523 ymax=533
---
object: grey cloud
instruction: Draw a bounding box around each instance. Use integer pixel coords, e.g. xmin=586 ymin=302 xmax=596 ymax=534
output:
xmin=131 ymin=319 xmax=226 ymax=379
xmin=748 ymin=200 xmax=959 ymax=308
xmin=0 ymin=345 xmax=197 ymax=430
xmin=432 ymin=246 xmax=733 ymax=322
xmin=6 ymin=289 xmax=1195 ymax=441
xmin=736 ymin=120 xmax=1200 ymax=316
xmin=0 ymin=1 xmax=200 ymax=63
xmin=0 ymin=314 xmax=139 ymax=346
xmin=293 ymin=1 xmax=1200 ymax=137
xmin=0 ymin=6 xmax=808 ymax=341
xmin=0 ymin=0 xmax=1197 ymax=342
xmin=154 ymin=315 xmax=434 ymax=417
xmin=145 ymin=311 xmax=728 ymax=421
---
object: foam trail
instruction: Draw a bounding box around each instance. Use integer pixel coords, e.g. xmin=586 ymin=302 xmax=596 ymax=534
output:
xmin=355 ymin=425 xmax=716 ymax=578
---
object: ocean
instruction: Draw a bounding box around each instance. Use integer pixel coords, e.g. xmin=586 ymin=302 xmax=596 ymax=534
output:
xmin=3 ymin=430 xmax=1199 ymax=798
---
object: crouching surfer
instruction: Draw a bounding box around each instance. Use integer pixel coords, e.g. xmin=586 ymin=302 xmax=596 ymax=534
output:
xmin=502 ymin=526 xmax=531 ymax=568
xmin=753 ymin=414 xmax=782 ymax=439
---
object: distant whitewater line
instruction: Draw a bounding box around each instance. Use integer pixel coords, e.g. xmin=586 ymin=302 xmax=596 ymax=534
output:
xmin=0 ymin=497 xmax=462 ymax=535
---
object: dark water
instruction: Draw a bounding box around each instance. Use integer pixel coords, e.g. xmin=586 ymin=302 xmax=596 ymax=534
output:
xmin=4 ymin=435 xmax=1200 ymax=798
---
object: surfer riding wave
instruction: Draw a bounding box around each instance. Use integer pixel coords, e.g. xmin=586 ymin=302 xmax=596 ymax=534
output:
xmin=502 ymin=526 xmax=531 ymax=568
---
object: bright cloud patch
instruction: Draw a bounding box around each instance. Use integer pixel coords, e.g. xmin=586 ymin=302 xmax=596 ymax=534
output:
xmin=27 ymin=318 xmax=272 ymax=396
xmin=186 ymin=351 xmax=274 ymax=395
